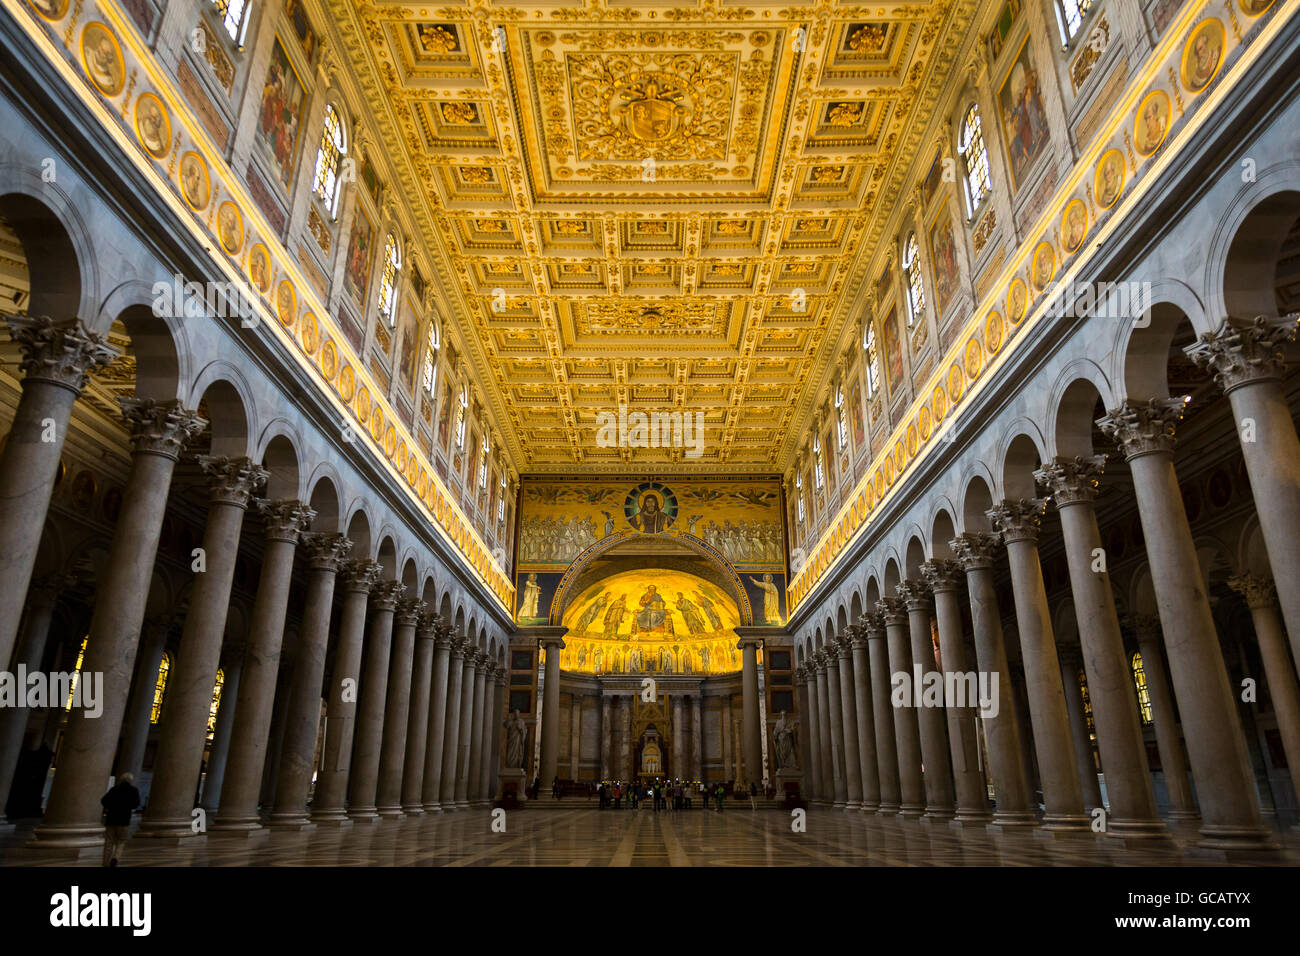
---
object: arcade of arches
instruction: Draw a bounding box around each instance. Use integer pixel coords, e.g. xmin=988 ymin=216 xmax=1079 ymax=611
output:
xmin=0 ymin=0 xmax=1299 ymax=869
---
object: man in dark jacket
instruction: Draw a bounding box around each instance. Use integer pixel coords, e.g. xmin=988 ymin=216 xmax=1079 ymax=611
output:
xmin=100 ymin=773 xmax=140 ymax=867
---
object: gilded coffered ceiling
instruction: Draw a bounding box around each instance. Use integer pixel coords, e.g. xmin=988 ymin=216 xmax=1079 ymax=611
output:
xmin=327 ymin=0 xmax=974 ymax=472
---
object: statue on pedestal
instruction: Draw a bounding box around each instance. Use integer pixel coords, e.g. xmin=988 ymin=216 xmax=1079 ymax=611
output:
xmin=774 ymin=711 xmax=798 ymax=770
xmin=504 ymin=709 xmax=528 ymax=770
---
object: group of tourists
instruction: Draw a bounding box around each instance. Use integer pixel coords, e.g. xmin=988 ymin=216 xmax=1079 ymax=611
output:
xmin=593 ymin=779 xmax=761 ymax=812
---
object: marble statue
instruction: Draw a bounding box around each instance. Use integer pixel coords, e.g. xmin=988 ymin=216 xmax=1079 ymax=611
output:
xmin=774 ymin=710 xmax=798 ymax=770
xmin=504 ymin=709 xmax=527 ymax=769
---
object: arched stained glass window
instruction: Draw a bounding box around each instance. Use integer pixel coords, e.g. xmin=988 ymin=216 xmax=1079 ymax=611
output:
xmin=150 ymin=652 xmax=171 ymax=724
xmin=1131 ymin=651 xmax=1154 ymax=725
xmin=903 ymin=233 xmax=925 ymax=326
xmin=206 ymin=669 xmax=225 ymax=742
xmin=312 ymin=104 xmax=346 ymax=217
xmin=957 ymin=103 xmax=992 ymax=215
xmin=215 ymin=0 xmax=252 ymax=46
xmin=64 ymin=635 xmax=89 ymax=712
xmin=377 ymin=234 xmax=401 ymax=326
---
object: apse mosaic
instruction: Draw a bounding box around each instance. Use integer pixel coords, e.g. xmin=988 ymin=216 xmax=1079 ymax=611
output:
xmin=556 ymin=569 xmax=744 ymax=676
xmin=516 ymin=477 xmax=786 ymax=571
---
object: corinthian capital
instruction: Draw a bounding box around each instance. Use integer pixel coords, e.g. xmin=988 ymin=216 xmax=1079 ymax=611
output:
xmin=861 ymin=611 xmax=886 ymax=636
xmin=339 ymin=558 xmax=382 ymax=593
xmin=1184 ymin=316 xmax=1296 ymax=392
xmin=370 ymin=580 xmax=406 ymax=611
xmin=988 ymin=499 xmax=1046 ymax=544
xmin=919 ymin=558 xmax=964 ymax=593
xmin=950 ymin=532 xmax=1001 ymax=570
xmin=396 ymin=597 xmax=427 ymax=626
xmin=896 ymin=579 xmax=931 ymax=611
xmin=1097 ymin=398 xmax=1186 ymax=460
xmin=1228 ymin=573 xmax=1276 ymax=610
xmin=120 ymin=398 xmax=206 ymax=460
xmin=198 ymin=455 xmax=268 ymax=508
xmin=875 ymin=596 xmax=907 ymax=625
xmin=5 ymin=315 xmax=119 ymax=392
xmin=1035 ymin=454 xmax=1107 ymax=506
xmin=300 ymin=532 xmax=353 ymax=572
xmin=256 ymin=499 xmax=316 ymax=543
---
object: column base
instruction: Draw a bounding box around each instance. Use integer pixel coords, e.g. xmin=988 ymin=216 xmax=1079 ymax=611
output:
xmin=874 ymin=803 xmax=901 ymax=816
xmin=859 ymin=802 xmax=880 ymax=813
xmin=401 ymin=805 xmax=426 ymax=816
xmin=949 ymin=812 xmax=994 ymax=829
xmin=919 ymin=809 xmax=955 ymax=826
xmin=986 ymin=811 xmax=1039 ymax=831
xmin=1033 ymin=820 xmax=1096 ymax=841
xmin=375 ymin=806 xmax=404 ymax=819
xmin=1103 ymin=818 xmax=1172 ymax=842
xmin=133 ymin=824 xmax=208 ymax=846
xmin=26 ymin=823 xmax=105 ymax=850
xmin=346 ymin=810 xmax=382 ymax=824
xmin=265 ymin=812 xmax=316 ymax=831
xmin=1192 ymin=824 xmax=1280 ymax=856
xmin=1167 ymin=809 xmax=1202 ymax=823
xmin=421 ymin=803 xmax=444 ymax=814
xmin=311 ymin=816 xmax=354 ymax=829
xmin=897 ymin=804 xmax=925 ymax=818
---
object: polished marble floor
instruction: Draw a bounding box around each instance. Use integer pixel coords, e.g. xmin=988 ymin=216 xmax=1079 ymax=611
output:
xmin=3 ymin=800 xmax=1299 ymax=866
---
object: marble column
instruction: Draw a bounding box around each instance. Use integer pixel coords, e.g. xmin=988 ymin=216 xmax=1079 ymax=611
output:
xmin=452 ymin=648 xmax=480 ymax=807
xmin=265 ymin=533 xmax=352 ymax=828
xmin=1099 ymin=400 xmax=1271 ymax=849
xmin=1228 ymin=574 xmax=1300 ymax=812
xmin=200 ymin=653 xmax=242 ymax=813
xmin=813 ymin=651 xmax=835 ymax=800
xmin=537 ymin=636 xmax=564 ymax=789
xmin=376 ymin=597 xmax=424 ymax=816
xmin=421 ymin=620 xmax=455 ymax=810
xmin=1188 ymin=318 xmax=1300 ymax=667
xmin=1128 ymin=615 xmax=1197 ymax=820
xmin=879 ymin=597 xmax=924 ymax=816
xmin=0 ymin=317 xmax=116 ymax=675
xmin=400 ymin=614 xmax=437 ymax=814
xmin=620 ymin=694 xmax=633 ymax=780
xmin=465 ymin=651 xmax=489 ymax=803
xmin=309 ymin=560 xmax=382 ymax=824
xmin=140 ymin=456 xmax=268 ymax=840
xmin=864 ymin=614 xmax=901 ymax=814
xmin=989 ymin=500 xmax=1089 ymax=832
xmin=30 ymin=399 xmax=204 ymax=850
xmin=479 ymin=662 xmax=500 ymax=802
xmin=897 ymin=579 xmax=955 ymax=820
xmin=691 ymin=694 xmax=703 ymax=780
xmin=672 ymin=694 xmax=685 ymax=781
xmin=488 ymin=667 xmax=506 ymax=799
xmin=1035 ymin=455 xmax=1168 ymax=838
xmin=738 ymin=635 xmax=763 ymax=787
xmin=438 ymin=637 xmax=467 ymax=807
xmin=834 ymin=635 xmax=862 ymax=807
xmin=920 ymin=560 xmax=991 ymax=825
xmin=0 ymin=576 xmax=73 ymax=824
xmin=801 ymin=664 xmax=823 ymax=800
xmin=600 ymin=695 xmax=613 ymax=781
xmin=1058 ymin=643 xmax=1104 ymax=811
xmin=847 ymin=625 xmax=880 ymax=811
xmin=115 ymin=617 xmax=170 ymax=783
xmin=824 ymin=648 xmax=848 ymax=805
xmin=211 ymin=500 xmax=314 ymax=831
xmin=347 ymin=580 xmax=405 ymax=820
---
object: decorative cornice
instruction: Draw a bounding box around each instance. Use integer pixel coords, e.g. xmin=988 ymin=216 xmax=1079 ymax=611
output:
xmin=1034 ymin=454 xmax=1107 ymax=507
xmin=988 ymin=498 xmax=1046 ymax=545
xmin=5 ymin=315 xmax=118 ymax=393
xmin=1185 ymin=316 xmax=1297 ymax=393
xmin=198 ymin=455 xmax=268 ymax=508
xmin=120 ymin=398 xmax=206 ymax=461
xmin=1097 ymin=398 xmax=1186 ymax=460
xmin=950 ymin=531 xmax=1000 ymax=571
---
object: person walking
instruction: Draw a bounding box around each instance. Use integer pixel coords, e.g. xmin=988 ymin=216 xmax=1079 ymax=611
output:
xmin=100 ymin=773 xmax=140 ymax=867
xmin=749 ymin=780 xmax=758 ymax=810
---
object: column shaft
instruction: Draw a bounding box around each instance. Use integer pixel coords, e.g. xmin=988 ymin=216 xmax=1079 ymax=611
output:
xmin=438 ymin=642 xmax=466 ymax=807
xmin=880 ymin=601 xmax=924 ymax=816
xmin=347 ymin=583 xmax=403 ymax=819
xmin=376 ymin=599 xmax=423 ymax=816
xmin=739 ymin=637 xmax=762 ymax=787
xmin=865 ymin=622 xmax=901 ymax=813
xmin=899 ymin=583 xmax=955 ymax=819
xmin=400 ymin=620 xmax=436 ymax=813
xmin=538 ymin=638 xmax=562 ymax=789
